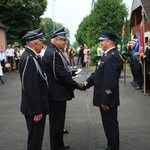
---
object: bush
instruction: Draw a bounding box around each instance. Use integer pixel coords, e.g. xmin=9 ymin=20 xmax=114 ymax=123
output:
xmin=90 ymin=44 xmax=99 ymax=66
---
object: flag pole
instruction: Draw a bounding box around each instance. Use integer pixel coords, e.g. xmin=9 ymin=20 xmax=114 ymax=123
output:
xmin=124 ymin=60 xmax=126 ymax=85
xmin=141 ymin=8 xmax=146 ymax=96
xmin=123 ymin=17 xmax=126 ymax=85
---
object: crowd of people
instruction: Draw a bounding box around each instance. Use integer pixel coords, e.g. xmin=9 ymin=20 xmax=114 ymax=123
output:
xmin=0 ymin=45 xmax=25 ymax=73
xmin=0 ymin=44 xmax=48 ymax=74
xmin=65 ymin=43 xmax=91 ymax=69
xmin=118 ymin=39 xmax=150 ymax=95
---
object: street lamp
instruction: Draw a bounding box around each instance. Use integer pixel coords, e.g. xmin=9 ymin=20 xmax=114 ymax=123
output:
xmin=52 ymin=0 xmax=55 ymax=31
xmin=91 ymin=0 xmax=95 ymax=10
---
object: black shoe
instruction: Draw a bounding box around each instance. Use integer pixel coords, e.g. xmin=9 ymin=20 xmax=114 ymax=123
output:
xmin=63 ymin=128 xmax=69 ymax=134
xmin=135 ymin=86 xmax=142 ymax=90
xmin=64 ymin=144 xmax=70 ymax=149
xmin=147 ymin=90 xmax=150 ymax=93
xmin=141 ymin=90 xmax=150 ymax=93
xmin=133 ymin=83 xmax=139 ymax=87
xmin=131 ymin=82 xmax=136 ymax=87
xmin=130 ymin=82 xmax=134 ymax=86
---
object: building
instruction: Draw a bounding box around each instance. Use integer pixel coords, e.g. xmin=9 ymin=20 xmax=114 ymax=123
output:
xmin=130 ymin=0 xmax=150 ymax=42
xmin=0 ymin=22 xmax=7 ymax=51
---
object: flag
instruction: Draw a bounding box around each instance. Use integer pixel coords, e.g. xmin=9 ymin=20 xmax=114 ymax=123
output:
xmin=134 ymin=33 xmax=140 ymax=52
xmin=139 ymin=22 xmax=144 ymax=54
xmin=122 ymin=25 xmax=125 ymax=37
xmin=134 ymin=22 xmax=144 ymax=53
xmin=119 ymin=25 xmax=125 ymax=55
xmin=119 ymin=38 xmax=124 ymax=55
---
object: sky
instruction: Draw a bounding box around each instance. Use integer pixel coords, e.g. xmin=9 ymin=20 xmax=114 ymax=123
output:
xmin=43 ymin=0 xmax=133 ymax=43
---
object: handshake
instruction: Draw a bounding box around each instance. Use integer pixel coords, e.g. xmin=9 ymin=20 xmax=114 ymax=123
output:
xmin=76 ymin=82 xmax=88 ymax=91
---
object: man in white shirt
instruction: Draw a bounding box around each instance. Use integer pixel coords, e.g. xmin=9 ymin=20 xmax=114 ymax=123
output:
xmin=97 ymin=44 xmax=104 ymax=60
xmin=6 ymin=44 xmax=14 ymax=71
xmin=19 ymin=45 xmax=25 ymax=56
xmin=0 ymin=48 xmax=6 ymax=72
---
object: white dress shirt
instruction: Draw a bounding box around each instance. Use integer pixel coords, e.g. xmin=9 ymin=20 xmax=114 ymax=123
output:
xmin=6 ymin=48 xmax=14 ymax=57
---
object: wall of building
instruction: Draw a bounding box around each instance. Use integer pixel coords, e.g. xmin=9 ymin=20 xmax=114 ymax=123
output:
xmin=0 ymin=28 xmax=6 ymax=51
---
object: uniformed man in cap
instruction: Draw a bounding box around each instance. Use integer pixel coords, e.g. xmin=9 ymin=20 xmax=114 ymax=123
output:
xmin=19 ymin=28 xmax=50 ymax=150
xmin=84 ymin=30 xmax=123 ymax=150
xmin=42 ymin=27 xmax=85 ymax=150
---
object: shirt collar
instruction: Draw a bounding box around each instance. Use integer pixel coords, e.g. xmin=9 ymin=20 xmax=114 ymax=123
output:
xmin=104 ymin=47 xmax=115 ymax=54
xmin=26 ymin=46 xmax=38 ymax=56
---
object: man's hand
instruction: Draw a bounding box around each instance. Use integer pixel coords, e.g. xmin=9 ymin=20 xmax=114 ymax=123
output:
xmin=101 ymin=105 xmax=109 ymax=111
xmin=84 ymin=82 xmax=88 ymax=86
xmin=33 ymin=114 xmax=43 ymax=122
xmin=77 ymin=83 xmax=86 ymax=91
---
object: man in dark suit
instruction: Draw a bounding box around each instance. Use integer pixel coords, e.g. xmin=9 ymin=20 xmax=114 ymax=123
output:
xmin=77 ymin=45 xmax=85 ymax=67
xmin=19 ymin=28 xmax=50 ymax=150
xmin=84 ymin=30 xmax=123 ymax=150
xmin=42 ymin=27 xmax=85 ymax=150
xmin=141 ymin=39 xmax=150 ymax=94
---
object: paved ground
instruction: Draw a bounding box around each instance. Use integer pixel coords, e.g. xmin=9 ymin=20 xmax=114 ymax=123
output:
xmin=0 ymin=65 xmax=150 ymax=150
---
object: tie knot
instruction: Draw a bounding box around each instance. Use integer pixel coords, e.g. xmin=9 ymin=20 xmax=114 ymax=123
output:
xmin=37 ymin=55 xmax=42 ymax=62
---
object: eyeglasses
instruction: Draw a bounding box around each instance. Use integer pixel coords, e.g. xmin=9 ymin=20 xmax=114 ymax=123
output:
xmin=57 ymin=38 xmax=67 ymax=42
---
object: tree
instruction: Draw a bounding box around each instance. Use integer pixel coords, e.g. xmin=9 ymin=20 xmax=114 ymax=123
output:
xmin=41 ymin=17 xmax=71 ymax=46
xmin=40 ymin=17 xmax=54 ymax=46
xmin=76 ymin=0 xmax=128 ymax=47
xmin=0 ymin=0 xmax=47 ymax=44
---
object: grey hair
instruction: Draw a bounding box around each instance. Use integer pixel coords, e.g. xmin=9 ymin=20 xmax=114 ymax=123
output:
xmin=26 ymin=40 xmax=38 ymax=46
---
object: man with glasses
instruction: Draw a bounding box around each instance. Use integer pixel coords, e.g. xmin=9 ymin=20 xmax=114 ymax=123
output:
xmin=19 ymin=28 xmax=50 ymax=150
xmin=42 ymin=27 xmax=85 ymax=150
xmin=84 ymin=30 xmax=123 ymax=150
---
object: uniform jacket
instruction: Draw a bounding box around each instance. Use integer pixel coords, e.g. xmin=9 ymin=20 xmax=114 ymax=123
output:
xmin=143 ymin=47 xmax=150 ymax=74
xmin=42 ymin=43 xmax=79 ymax=101
xmin=19 ymin=48 xmax=50 ymax=116
xmin=86 ymin=48 xmax=123 ymax=108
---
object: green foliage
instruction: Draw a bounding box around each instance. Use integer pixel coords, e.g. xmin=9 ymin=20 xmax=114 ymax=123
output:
xmin=41 ymin=17 xmax=71 ymax=46
xmin=76 ymin=0 xmax=128 ymax=47
xmin=124 ymin=19 xmax=131 ymax=43
xmin=0 ymin=0 xmax=47 ymax=44
xmin=72 ymin=41 xmax=79 ymax=49
xmin=90 ymin=44 xmax=99 ymax=66
xmin=40 ymin=17 xmax=53 ymax=45
xmin=76 ymin=16 xmax=90 ymax=45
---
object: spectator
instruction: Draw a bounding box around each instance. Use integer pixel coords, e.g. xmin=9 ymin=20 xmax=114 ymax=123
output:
xmin=67 ymin=45 xmax=76 ymax=68
xmin=77 ymin=45 xmax=85 ymax=67
xmin=0 ymin=55 xmax=4 ymax=84
xmin=14 ymin=47 xmax=20 ymax=72
xmin=40 ymin=45 xmax=47 ymax=57
xmin=97 ymin=44 xmax=104 ymax=60
xmin=0 ymin=48 xmax=6 ymax=73
xmin=6 ymin=44 xmax=14 ymax=71
xmin=19 ymin=45 xmax=25 ymax=56
xmin=84 ymin=45 xmax=91 ymax=68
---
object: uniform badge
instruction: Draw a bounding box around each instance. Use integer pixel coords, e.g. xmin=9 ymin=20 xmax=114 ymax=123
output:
xmin=105 ymin=89 xmax=112 ymax=95
xmin=98 ymin=60 xmax=104 ymax=66
xmin=97 ymin=60 xmax=104 ymax=69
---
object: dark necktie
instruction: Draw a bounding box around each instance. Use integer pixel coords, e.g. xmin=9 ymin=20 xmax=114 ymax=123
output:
xmin=37 ymin=55 xmax=42 ymax=63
